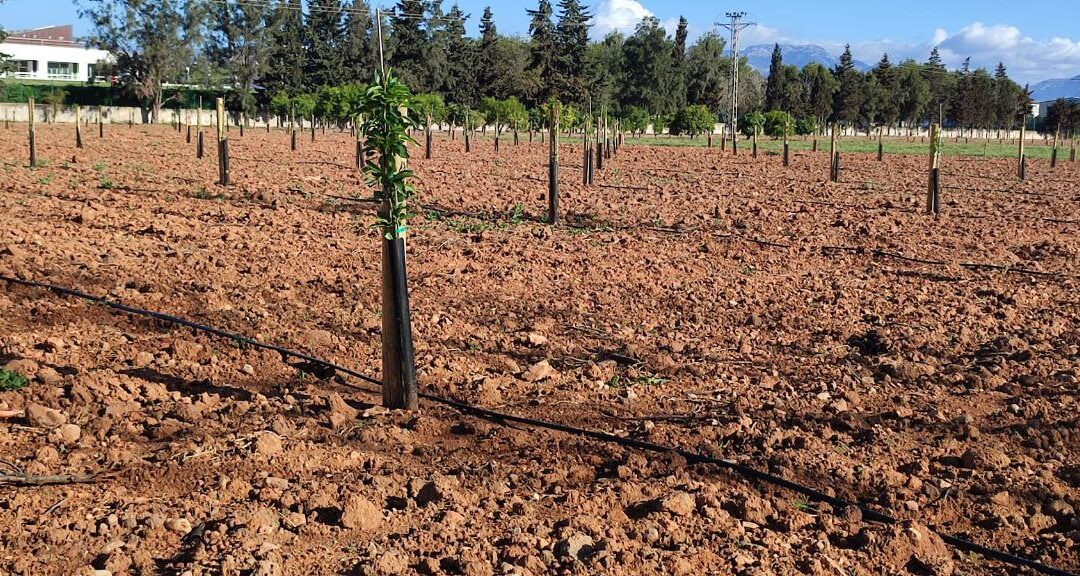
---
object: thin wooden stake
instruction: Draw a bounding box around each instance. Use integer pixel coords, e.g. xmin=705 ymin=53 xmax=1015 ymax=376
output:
xmin=98 ymin=106 xmax=104 ymax=138
xmin=1018 ymin=118 xmax=1026 ymax=180
xmin=75 ymin=105 xmax=83 ymax=149
xmin=828 ymin=123 xmax=838 ymax=181
xmin=216 ymin=97 xmax=229 ymax=186
xmin=28 ymin=97 xmax=36 ymax=168
xmin=927 ymin=123 xmax=941 ymax=214
xmin=548 ymin=106 xmax=559 ymax=226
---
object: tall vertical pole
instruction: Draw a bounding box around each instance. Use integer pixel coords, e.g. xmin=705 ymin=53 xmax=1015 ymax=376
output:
xmin=548 ymin=106 xmax=559 ymax=225
xmin=719 ymin=12 xmax=754 ymax=154
xmin=75 ymin=105 xmax=83 ymax=149
xmin=829 ymin=122 xmax=838 ymax=182
xmin=197 ymin=97 xmax=205 ymax=159
xmin=98 ymin=106 xmax=104 ymax=138
xmin=1050 ymin=128 xmax=1059 ymax=169
xmin=217 ymin=97 xmax=229 ymax=186
xmin=1018 ymin=116 xmax=1026 ymax=180
xmin=927 ymin=123 xmax=940 ymax=214
xmin=28 ymin=97 xmax=37 ymax=168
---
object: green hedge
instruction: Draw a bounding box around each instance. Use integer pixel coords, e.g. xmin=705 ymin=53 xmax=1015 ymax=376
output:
xmin=0 ymin=81 xmax=226 ymax=109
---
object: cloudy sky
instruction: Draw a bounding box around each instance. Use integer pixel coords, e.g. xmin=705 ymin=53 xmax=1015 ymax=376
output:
xmin=2 ymin=0 xmax=1078 ymax=84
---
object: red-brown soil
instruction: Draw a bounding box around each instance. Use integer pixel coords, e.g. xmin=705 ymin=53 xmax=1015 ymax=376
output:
xmin=0 ymin=124 xmax=1077 ymax=576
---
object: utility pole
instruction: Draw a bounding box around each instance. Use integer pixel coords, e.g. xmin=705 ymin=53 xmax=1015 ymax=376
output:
xmin=718 ymin=11 xmax=754 ymax=153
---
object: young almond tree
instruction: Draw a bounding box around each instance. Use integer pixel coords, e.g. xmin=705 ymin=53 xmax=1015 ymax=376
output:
xmin=358 ymin=69 xmax=420 ymax=410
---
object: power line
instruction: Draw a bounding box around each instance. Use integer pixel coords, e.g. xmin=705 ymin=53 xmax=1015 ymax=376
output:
xmin=717 ymin=11 xmax=754 ymax=145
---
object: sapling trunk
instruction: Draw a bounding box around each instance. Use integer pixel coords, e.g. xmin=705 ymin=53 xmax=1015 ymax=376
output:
xmin=359 ymin=73 xmax=418 ymax=410
xmin=75 ymin=106 xmax=83 ymax=149
xmin=926 ymin=123 xmax=941 ymax=214
xmin=28 ymin=97 xmax=36 ymax=168
xmin=548 ymin=107 xmax=559 ymax=225
xmin=1018 ymin=119 xmax=1026 ymax=180
xmin=216 ymin=98 xmax=229 ymax=186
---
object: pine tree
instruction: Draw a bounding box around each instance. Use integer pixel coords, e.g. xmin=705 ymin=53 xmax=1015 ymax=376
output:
xmin=477 ymin=7 xmax=498 ymax=98
xmin=620 ymin=16 xmax=674 ymax=115
xmin=263 ymin=0 xmax=306 ymax=97
xmin=341 ymin=0 xmax=374 ymax=82
xmin=764 ymin=43 xmax=785 ymax=111
xmin=389 ymin=0 xmax=428 ymax=91
xmin=923 ymin=47 xmax=952 ymax=124
xmin=832 ymin=44 xmax=863 ymax=124
xmin=554 ymin=0 xmax=591 ymax=104
xmin=685 ymin=32 xmax=728 ymax=116
xmin=897 ymin=59 xmax=929 ymax=129
xmin=871 ymin=53 xmax=899 ymax=126
xmin=304 ymin=0 xmax=345 ymax=88
xmin=527 ymin=0 xmax=557 ymax=103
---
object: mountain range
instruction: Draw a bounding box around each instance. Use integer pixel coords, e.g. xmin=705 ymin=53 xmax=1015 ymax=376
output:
xmin=741 ymin=44 xmax=872 ymax=74
xmin=1029 ymin=75 xmax=1080 ymax=102
xmin=742 ymin=43 xmax=1079 ymax=103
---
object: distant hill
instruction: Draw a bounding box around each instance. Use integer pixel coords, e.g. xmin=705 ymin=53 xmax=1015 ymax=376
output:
xmin=742 ymin=44 xmax=872 ymax=74
xmin=1029 ymin=75 xmax=1080 ymax=102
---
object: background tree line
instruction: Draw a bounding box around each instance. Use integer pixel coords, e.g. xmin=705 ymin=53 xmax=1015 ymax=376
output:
xmin=759 ymin=44 xmax=1034 ymax=137
xmin=75 ymin=0 xmax=1038 ymax=134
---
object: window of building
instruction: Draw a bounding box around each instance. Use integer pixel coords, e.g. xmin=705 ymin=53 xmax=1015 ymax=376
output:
xmin=10 ymin=60 xmax=37 ymax=75
xmin=46 ymin=61 xmax=79 ymax=79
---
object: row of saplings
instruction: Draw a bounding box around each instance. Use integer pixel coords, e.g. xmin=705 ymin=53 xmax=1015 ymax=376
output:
xmin=266 ymin=87 xmax=810 ymax=140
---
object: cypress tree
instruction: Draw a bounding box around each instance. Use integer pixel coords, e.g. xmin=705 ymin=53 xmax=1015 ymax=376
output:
xmin=671 ymin=16 xmax=688 ymax=110
xmin=477 ymin=7 xmax=498 ymax=98
xmin=764 ymin=43 xmax=785 ymax=111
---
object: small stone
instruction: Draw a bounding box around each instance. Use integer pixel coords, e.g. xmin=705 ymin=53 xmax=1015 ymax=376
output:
xmin=659 ymin=491 xmax=696 ymax=517
xmin=523 ymin=360 xmax=556 ymax=382
xmin=241 ymin=364 xmax=255 ymax=375
xmin=41 ymin=337 xmax=67 ymax=352
xmin=164 ymin=518 xmax=192 ymax=534
xmin=253 ymin=432 xmax=282 ymax=456
xmin=961 ymin=447 xmax=1010 ymax=470
xmin=1029 ymin=513 xmax=1056 ymax=532
xmin=301 ymin=329 xmax=333 ymax=348
xmin=133 ymin=351 xmax=154 ymax=368
xmin=1044 ymin=499 xmax=1074 ymax=521
xmin=339 ymin=495 xmax=381 ymax=531
xmin=892 ymin=406 xmax=914 ymax=418
xmin=526 ymin=332 xmax=548 ymax=347
xmin=26 ymin=403 xmax=67 ymax=428
xmin=36 ymin=367 xmax=63 ymax=385
xmin=55 ymin=423 xmax=82 ymax=444
xmin=555 ymin=532 xmax=594 ymax=560
xmin=326 ymin=393 xmax=359 ymax=429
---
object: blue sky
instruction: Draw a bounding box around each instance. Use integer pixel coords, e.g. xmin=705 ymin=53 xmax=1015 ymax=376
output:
xmin=3 ymin=0 xmax=1079 ymax=83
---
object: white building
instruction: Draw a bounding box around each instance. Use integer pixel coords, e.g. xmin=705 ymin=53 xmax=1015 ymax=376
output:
xmin=0 ymin=25 xmax=112 ymax=82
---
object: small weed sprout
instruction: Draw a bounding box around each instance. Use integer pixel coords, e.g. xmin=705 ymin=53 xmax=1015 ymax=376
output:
xmin=0 ymin=368 xmax=30 ymax=391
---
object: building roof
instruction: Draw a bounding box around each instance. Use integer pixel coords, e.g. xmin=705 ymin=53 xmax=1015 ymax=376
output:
xmin=4 ymin=25 xmax=84 ymax=48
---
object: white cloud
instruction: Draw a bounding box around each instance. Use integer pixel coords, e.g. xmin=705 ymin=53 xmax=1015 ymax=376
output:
xmin=592 ymin=0 xmax=653 ymax=37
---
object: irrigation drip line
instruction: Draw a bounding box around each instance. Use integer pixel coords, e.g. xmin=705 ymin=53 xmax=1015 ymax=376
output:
xmin=1 ymin=275 xmax=1076 ymax=576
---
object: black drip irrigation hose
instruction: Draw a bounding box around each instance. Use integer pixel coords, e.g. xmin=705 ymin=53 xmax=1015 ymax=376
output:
xmin=1 ymin=274 xmax=1076 ymax=576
